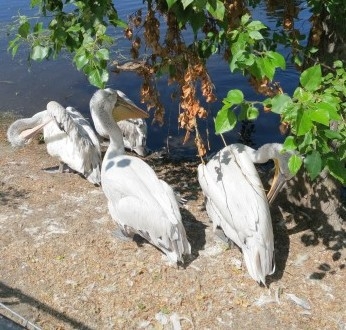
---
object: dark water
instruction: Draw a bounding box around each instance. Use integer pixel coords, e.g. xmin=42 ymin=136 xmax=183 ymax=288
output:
xmin=0 ymin=1 xmax=311 ymax=157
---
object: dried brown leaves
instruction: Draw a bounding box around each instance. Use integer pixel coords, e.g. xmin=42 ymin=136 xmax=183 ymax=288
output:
xmin=122 ymin=6 xmax=217 ymax=156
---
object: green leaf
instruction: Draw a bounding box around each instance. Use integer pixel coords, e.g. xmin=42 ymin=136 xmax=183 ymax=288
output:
xmin=283 ymin=136 xmax=297 ymax=150
xmin=247 ymin=106 xmax=259 ymax=120
xmin=30 ymin=0 xmax=42 ymax=7
xmin=229 ymin=50 xmax=245 ymax=72
xmin=302 ymin=131 xmax=313 ymax=148
xmin=33 ymin=22 xmax=43 ymax=33
xmin=225 ymin=89 xmax=244 ymax=104
xmin=88 ymin=68 xmax=109 ymax=88
xmin=18 ymin=21 xmax=30 ymax=38
xmin=304 ymin=150 xmax=322 ymax=180
xmin=215 ymin=108 xmax=237 ymax=134
xmin=96 ymin=48 xmax=109 ymax=61
xmin=31 ymin=45 xmax=49 ymax=60
xmin=74 ymin=53 xmax=89 ymax=69
xmin=267 ymin=51 xmax=286 ymax=69
xmin=238 ymin=103 xmax=258 ymax=121
xmin=249 ymin=30 xmax=263 ymax=40
xmin=300 ymin=65 xmax=322 ymax=91
xmin=181 ymin=0 xmax=193 ymax=9
xmin=288 ymin=154 xmax=303 ymax=175
xmin=166 ymin=0 xmax=177 ymax=9
xmin=323 ymin=129 xmax=343 ymax=140
xmin=240 ymin=14 xmax=250 ymax=25
xmin=327 ymin=159 xmax=346 ymax=185
xmin=270 ymin=94 xmax=292 ymax=114
xmin=247 ymin=20 xmax=266 ymax=31
xmin=66 ymin=24 xmax=82 ymax=33
xmin=206 ymin=0 xmax=225 ymax=21
xmin=8 ymin=37 xmax=20 ymax=57
xmin=190 ymin=12 xmax=206 ymax=35
xmin=255 ymin=57 xmax=275 ymax=80
xmin=109 ymin=18 xmax=128 ymax=29
xmin=333 ymin=60 xmax=343 ymax=68
xmin=293 ymin=87 xmax=313 ymax=103
xmin=296 ymin=109 xmax=313 ymax=136
xmin=10 ymin=42 xmax=20 ymax=57
xmin=309 ymin=107 xmax=330 ymax=126
xmin=318 ymin=101 xmax=341 ymax=120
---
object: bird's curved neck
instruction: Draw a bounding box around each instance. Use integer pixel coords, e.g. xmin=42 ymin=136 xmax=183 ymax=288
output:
xmin=103 ymin=113 xmax=125 ymax=158
xmin=242 ymin=143 xmax=280 ymax=164
xmin=7 ymin=111 xmax=46 ymax=146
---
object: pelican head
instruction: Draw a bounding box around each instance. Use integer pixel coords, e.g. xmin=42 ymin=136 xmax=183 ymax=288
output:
xmin=90 ymin=89 xmax=149 ymax=144
xmin=7 ymin=112 xmax=52 ymax=147
xmin=264 ymin=144 xmax=294 ymax=204
xmin=91 ymin=88 xmax=148 ymax=122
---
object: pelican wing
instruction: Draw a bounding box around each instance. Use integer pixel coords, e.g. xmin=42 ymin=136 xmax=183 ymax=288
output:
xmin=45 ymin=102 xmax=101 ymax=184
xmin=198 ymin=144 xmax=274 ymax=284
xmin=102 ymin=154 xmax=191 ymax=263
xmin=117 ymin=118 xmax=148 ymax=156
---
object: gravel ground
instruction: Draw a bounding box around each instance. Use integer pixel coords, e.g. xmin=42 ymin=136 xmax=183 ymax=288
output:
xmin=0 ymin=113 xmax=345 ymax=330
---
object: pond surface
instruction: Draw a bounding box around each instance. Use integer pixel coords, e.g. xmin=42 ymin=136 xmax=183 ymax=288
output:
xmin=0 ymin=0 xmax=311 ymax=157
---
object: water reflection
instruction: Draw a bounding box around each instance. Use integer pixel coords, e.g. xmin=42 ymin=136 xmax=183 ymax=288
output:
xmin=0 ymin=0 xmax=311 ymax=158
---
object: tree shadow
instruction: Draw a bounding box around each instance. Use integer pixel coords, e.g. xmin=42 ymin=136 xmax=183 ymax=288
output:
xmin=145 ymin=156 xmax=200 ymax=202
xmin=0 ymin=185 xmax=29 ymax=208
xmin=180 ymin=207 xmax=208 ymax=266
xmin=266 ymin=212 xmax=291 ymax=284
xmin=262 ymin=167 xmax=346 ymax=282
xmin=0 ymin=281 xmax=93 ymax=330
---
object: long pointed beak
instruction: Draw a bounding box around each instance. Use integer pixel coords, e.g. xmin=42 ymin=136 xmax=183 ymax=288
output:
xmin=113 ymin=92 xmax=149 ymax=122
xmin=267 ymin=159 xmax=287 ymax=204
xmin=19 ymin=118 xmax=53 ymax=142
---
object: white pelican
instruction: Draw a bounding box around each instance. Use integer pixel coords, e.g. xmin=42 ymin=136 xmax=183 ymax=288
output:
xmin=90 ymin=88 xmax=191 ymax=264
xmin=7 ymin=102 xmax=101 ymax=185
xmin=91 ymin=89 xmax=148 ymax=156
xmin=118 ymin=118 xmax=148 ymax=156
xmin=198 ymin=143 xmax=293 ymax=285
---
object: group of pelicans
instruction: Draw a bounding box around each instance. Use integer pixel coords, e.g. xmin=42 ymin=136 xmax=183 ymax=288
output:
xmin=7 ymin=88 xmax=292 ymax=286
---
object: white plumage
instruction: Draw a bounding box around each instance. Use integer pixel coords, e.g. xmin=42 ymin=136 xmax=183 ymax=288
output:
xmin=117 ymin=118 xmax=148 ymax=156
xmin=7 ymin=101 xmax=101 ymax=185
xmin=198 ymin=143 xmax=292 ymax=285
xmin=91 ymin=89 xmax=148 ymax=156
xmin=90 ymin=88 xmax=191 ymax=264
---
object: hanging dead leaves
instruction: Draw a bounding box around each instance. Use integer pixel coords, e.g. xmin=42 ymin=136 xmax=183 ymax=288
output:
xmin=123 ymin=6 xmax=217 ymax=157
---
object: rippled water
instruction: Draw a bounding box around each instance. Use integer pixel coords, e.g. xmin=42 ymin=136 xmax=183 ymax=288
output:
xmin=0 ymin=1 xmax=311 ymax=156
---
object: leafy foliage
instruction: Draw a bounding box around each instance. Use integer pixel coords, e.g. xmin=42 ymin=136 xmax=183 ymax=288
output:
xmin=9 ymin=0 xmax=126 ymax=88
xmin=7 ymin=0 xmax=346 ymax=184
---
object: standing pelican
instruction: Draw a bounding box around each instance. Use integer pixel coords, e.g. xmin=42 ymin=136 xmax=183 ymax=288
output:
xmin=90 ymin=88 xmax=191 ymax=264
xmin=198 ymin=143 xmax=292 ymax=285
xmin=7 ymin=102 xmax=101 ymax=185
xmin=91 ymin=90 xmax=148 ymax=156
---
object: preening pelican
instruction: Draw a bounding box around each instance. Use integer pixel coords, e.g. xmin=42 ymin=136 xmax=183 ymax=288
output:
xmin=7 ymin=102 xmax=101 ymax=185
xmin=198 ymin=143 xmax=292 ymax=285
xmin=91 ymin=89 xmax=148 ymax=156
xmin=90 ymin=88 xmax=191 ymax=264
xmin=117 ymin=118 xmax=148 ymax=156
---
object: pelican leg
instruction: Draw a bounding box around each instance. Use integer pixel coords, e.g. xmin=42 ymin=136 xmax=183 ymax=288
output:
xmin=43 ymin=162 xmax=74 ymax=174
xmin=214 ymin=227 xmax=233 ymax=245
xmin=113 ymin=227 xmax=133 ymax=241
xmin=43 ymin=165 xmax=61 ymax=173
xmin=59 ymin=162 xmax=65 ymax=173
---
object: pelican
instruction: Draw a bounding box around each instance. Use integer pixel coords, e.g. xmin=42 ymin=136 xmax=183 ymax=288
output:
xmin=118 ymin=118 xmax=148 ymax=156
xmin=90 ymin=88 xmax=191 ymax=264
xmin=91 ymin=90 xmax=148 ymax=156
xmin=198 ymin=143 xmax=293 ymax=285
xmin=7 ymin=102 xmax=101 ymax=185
